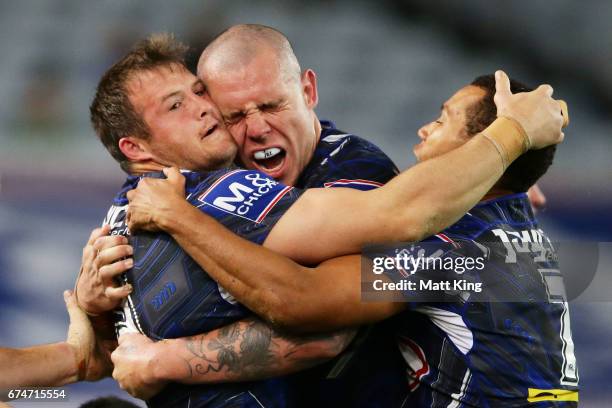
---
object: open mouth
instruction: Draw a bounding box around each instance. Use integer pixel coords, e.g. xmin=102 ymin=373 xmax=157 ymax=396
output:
xmin=202 ymin=124 xmax=218 ymax=138
xmin=252 ymin=147 xmax=286 ymax=172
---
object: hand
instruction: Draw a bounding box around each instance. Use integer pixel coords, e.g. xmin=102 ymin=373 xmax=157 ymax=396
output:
xmin=75 ymin=226 xmax=133 ymax=315
xmin=126 ymin=167 xmax=187 ymax=232
xmin=494 ymin=70 xmax=565 ymax=149
xmin=64 ymin=290 xmax=114 ymax=381
xmin=527 ymin=184 xmax=547 ymax=213
xmin=111 ymin=334 xmax=167 ymax=400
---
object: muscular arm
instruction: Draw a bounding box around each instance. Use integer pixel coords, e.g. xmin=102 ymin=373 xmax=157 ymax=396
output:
xmin=124 ymin=74 xmax=563 ymax=330
xmin=0 ymin=291 xmax=112 ymax=393
xmin=0 ymin=343 xmax=79 ymax=389
xmin=111 ymin=317 xmax=356 ymax=399
xmin=150 ymin=223 xmax=403 ymax=331
xmin=150 ymin=125 xmax=518 ymax=265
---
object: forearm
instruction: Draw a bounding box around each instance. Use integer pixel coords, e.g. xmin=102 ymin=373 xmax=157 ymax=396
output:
xmin=375 ymin=128 xmax=521 ymax=241
xmin=0 ymin=343 xmax=79 ymax=388
xmin=159 ymin=202 xmax=285 ymax=323
xmin=151 ymin=318 xmax=356 ymax=384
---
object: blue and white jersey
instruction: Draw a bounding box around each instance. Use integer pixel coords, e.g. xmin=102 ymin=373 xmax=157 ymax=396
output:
xmin=296 ymin=120 xmax=399 ymax=190
xmin=386 ymin=194 xmax=579 ymax=407
xmin=104 ymin=168 xmax=301 ymax=408
xmin=103 ymin=120 xmax=400 ymax=407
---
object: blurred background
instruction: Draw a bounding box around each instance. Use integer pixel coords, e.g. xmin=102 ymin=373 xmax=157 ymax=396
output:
xmin=1 ymin=0 xmax=610 ymax=406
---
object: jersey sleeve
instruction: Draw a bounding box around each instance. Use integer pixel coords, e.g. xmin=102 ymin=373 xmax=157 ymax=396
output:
xmin=188 ymin=169 xmax=302 ymax=244
xmin=299 ymin=135 xmax=399 ymax=190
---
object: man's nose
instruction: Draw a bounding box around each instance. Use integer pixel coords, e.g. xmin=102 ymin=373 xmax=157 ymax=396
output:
xmin=245 ymin=112 xmax=271 ymax=141
xmin=417 ymin=124 xmax=430 ymax=140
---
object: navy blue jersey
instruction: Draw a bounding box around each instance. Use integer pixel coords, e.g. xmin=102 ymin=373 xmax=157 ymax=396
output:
xmin=291 ymin=120 xmax=404 ymax=407
xmin=103 ymin=121 xmax=399 ymax=407
xmin=296 ymin=120 xmax=399 ymax=190
xmin=385 ymin=194 xmax=579 ymax=407
xmin=104 ymin=169 xmax=301 ymax=408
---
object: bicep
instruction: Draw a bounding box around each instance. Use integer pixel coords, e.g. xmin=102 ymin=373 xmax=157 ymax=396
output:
xmin=264 ymin=188 xmax=382 ymax=264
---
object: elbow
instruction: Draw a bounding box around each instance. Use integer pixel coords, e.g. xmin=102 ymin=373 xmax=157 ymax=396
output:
xmin=395 ymin=213 xmax=432 ymax=243
xmin=308 ymin=330 xmax=357 ymax=361
xmin=254 ymin=291 xmax=308 ymax=332
xmin=263 ymin=297 xmax=328 ymax=334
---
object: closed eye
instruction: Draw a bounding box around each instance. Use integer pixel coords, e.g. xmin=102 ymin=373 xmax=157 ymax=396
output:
xmin=224 ymin=112 xmax=245 ymax=125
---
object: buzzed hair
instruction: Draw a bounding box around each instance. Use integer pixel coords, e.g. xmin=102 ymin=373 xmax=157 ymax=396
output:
xmin=90 ymin=33 xmax=189 ymax=172
xmin=198 ymin=24 xmax=301 ymax=84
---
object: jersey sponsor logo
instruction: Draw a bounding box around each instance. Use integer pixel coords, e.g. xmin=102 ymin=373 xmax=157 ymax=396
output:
xmin=198 ymin=170 xmax=293 ymax=223
xmin=104 ymin=204 xmax=130 ymax=236
xmin=150 ymin=281 xmax=177 ymax=311
xmin=321 ymin=133 xmax=349 ymax=143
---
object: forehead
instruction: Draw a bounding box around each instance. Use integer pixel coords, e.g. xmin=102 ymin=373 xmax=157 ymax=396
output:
xmin=443 ymin=85 xmax=486 ymax=115
xmin=204 ymin=52 xmax=292 ymax=108
xmin=127 ymin=64 xmax=195 ymax=108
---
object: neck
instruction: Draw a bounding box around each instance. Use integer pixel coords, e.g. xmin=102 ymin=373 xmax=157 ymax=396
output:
xmin=129 ymin=161 xmax=165 ymax=175
xmin=480 ymin=186 xmax=515 ymax=202
xmin=314 ymin=116 xmax=322 ymax=141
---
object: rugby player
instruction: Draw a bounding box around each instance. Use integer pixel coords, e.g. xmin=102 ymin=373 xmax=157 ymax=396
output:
xmin=77 ymin=29 xmax=564 ymax=406
xmin=113 ymin=74 xmax=576 ymax=406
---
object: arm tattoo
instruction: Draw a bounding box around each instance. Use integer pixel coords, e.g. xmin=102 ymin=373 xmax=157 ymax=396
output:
xmin=179 ymin=317 xmax=355 ymax=382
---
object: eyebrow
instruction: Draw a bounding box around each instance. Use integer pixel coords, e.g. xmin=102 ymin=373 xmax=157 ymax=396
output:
xmin=192 ymin=79 xmax=205 ymax=91
xmin=161 ymin=79 xmax=202 ymax=103
xmin=162 ymin=90 xmax=182 ymax=103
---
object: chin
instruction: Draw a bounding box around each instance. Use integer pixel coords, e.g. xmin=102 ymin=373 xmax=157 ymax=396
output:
xmin=412 ymin=147 xmax=424 ymax=163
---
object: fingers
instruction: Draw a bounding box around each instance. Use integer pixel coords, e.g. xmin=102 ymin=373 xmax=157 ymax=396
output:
xmin=64 ymin=290 xmax=79 ymax=312
xmin=93 ymin=235 xmax=128 ymax=253
xmin=96 ymin=244 xmax=133 ymax=268
xmin=163 ymin=167 xmax=186 ymax=188
xmin=105 ymin=284 xmax=133 ymax=302
xmin=162 ymin=166 xmax=178 ymax=180
xmin=64 ymin=290 xmax=88 ymax=325
xmin=535 ymin=84 xmax=554 ymax=97
xmin=87 ymin=225 xmax=110 ymax=246
xmin=494 ymin=70 xmax=512 ymax=104
xmin=99 ymin=258 xmax=133 ymax=282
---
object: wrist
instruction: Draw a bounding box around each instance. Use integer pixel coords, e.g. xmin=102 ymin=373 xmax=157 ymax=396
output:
xmin=481 ymin=117 xmax=529 ymax=169
xmin=61 ymin=341 xmax=82 ymax=384
xmin=155 ymin=197 xmax=190 ymax=233
xmin=149 ymin=340 xmax=176 ymax=383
